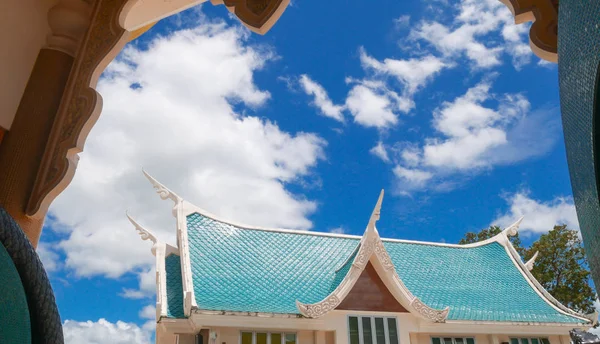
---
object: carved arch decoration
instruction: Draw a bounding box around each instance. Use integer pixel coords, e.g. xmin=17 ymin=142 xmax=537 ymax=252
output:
xmin=24 ymin=0 xmax=289 ymax=218
xmin=295 ymin=191 xmax=450 ymax=323
xmin=500 ymin=0 xmax=558 ymax=62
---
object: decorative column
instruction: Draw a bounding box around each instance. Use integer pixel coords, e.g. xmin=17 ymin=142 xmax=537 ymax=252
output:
xmin=0 ymin=0 xmax=92 ymax=246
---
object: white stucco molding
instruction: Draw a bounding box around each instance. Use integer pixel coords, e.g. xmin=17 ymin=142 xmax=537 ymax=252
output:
xmin=524 ymin=251 xmax=539 ymax=271
xmin=126 ymin=212 xmax=171 ymax=319
xmin=143 ymin=170 xmax=197 ymax=316
xmin=126 ymin=212 xmax=159 ymax=253
xmin=295 ymin=190 xmax=450 ymax=323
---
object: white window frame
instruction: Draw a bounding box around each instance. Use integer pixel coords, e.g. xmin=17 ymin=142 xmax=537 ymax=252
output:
xmin=347 ymin=315 xmax=399 ymax=344
xmin=239 ymin=331 xmax=298 ymax=344
xmin=430 ymin=337 xmax=476 ymax=344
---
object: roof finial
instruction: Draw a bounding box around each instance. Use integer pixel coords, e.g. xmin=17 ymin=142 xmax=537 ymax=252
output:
xmin=142 ymin=169 xmax=182 ymax=204
xmin=368 ymin=189 xmax=385 ymax=229
xmin=126 ymin=211 xmax=159 ymax=255
xmin=524 ymin=251 xmax=539 ymax=271
xmin=503 ymin=216 xmax=524 ymax=237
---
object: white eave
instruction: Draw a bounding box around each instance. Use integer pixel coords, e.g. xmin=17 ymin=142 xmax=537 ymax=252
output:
xmin=142 ymin=170 xmax=197 ymax=316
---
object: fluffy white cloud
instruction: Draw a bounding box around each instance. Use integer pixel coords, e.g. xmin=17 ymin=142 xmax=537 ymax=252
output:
xmin=345 ymin=83 xmax=399 ymax=128
xmin=63 ymin=319 xmax=151 ymax=344
xmin=492 ymin=191 xmax=579 ymax=234
xmin=423 ymin=80 xmax=529 ymax=169
xmin=388 ymin=79 xmax=559 ymax=193
xmin=393 ymin=166 xmax=433 ymax=186
xmin=299 ymin=75 xmax=345 ymax=122
xmin=36 ymin=242 xmax=60 ymax=272
xmin=48 ymin=21 xmax=326 ymax=293
xmin=360 ymin=48 xmax=449 ymax=97
xmin=370 ymin=141 xmax=391 ymax=163
xmin=344 ymin=49 xmax=449 ymax=120
xmin=411 ymin=0 xmax=531 ymax=69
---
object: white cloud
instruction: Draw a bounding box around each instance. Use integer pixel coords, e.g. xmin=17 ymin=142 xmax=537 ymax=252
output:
xmin=63 ymin=319 xmax=151 ymax=344
xmin=347 ymin=48 xmax=450 ymax=116
xmin=423 ymin=80 xmax=529 ymax=170
xmin=370 ymin=141 xmax=391 ymax=163
xmin=393 ymin=166 xmax=433 ymax=187
xmin=360 ymin=48 xmax=449 ymax=97
xmin=48 ymin=21 xmax=326 ymax=291
xmin=492 ymin=191 xmax=579 ymax=234
xmin=388 ymin=79 xmax=559 ymax=194
xmin=139 ymin=305 xmax=156 ymax=320
xmin=121 ymin=268 xmax=155 ymax=299
xmin=345 ymin=83 xmax=399 ymax=128
xmin=411 ymin=0 xmax=531 ymax=69
xmin=299 ymin=75 xmax=344 ymax=122
xmin=394 ymin=15 xmax=411 ymax=28
xmin=36 ymin=242 xmax=60 ymax=272
xmin=329 ymin=227 xmax=345 ymax=234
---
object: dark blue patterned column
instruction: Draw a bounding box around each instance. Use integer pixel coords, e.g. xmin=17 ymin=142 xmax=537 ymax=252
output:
xmin=558 ymin=0 xmax=600 ymax=287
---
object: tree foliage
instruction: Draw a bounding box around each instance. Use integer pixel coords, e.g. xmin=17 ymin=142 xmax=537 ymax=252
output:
xmin=459 ymin=224 xmax=595 ymax=314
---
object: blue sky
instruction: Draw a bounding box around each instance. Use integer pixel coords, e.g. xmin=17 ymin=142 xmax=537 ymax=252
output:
xmin=39 ymin=0 xmax=580 ymax=342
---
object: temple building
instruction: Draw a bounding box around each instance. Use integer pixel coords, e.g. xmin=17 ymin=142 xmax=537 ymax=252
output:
xmin=128 ymin=171 xmax=595 ymax=344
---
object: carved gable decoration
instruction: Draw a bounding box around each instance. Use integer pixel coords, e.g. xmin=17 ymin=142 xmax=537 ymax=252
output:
xmin=336 ymin=262 xmax=408 ymax=313
xmin=500 ymin=0 xmax=558 ymax=62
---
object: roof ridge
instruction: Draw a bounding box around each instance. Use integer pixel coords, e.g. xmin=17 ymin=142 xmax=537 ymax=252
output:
xmin=182 ymin=201 xmax=507 ymax=248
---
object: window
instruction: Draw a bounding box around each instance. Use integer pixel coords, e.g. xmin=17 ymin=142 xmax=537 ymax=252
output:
xmin=240 ymin=332 xmax=296 ymax=344
xmin=348 ymin=316 xmax=399 ymax=344
xmin=431 ymin=337 xmax=475 ymax=344
xmin=510 ymin=338 xmax=550 ymax=344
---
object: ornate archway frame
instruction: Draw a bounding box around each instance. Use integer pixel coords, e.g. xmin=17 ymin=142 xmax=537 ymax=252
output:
xmin=24 ymin=0 xmax=289 ymax=222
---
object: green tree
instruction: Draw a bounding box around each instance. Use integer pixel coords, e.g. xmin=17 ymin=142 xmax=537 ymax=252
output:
xmin=524 ymin=225 xmax=595 ymax=313
xmin=459 ymin=224 xmax=595 ymax=314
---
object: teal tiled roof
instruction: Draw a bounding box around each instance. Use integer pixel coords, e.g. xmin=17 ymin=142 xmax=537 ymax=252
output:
xmin=385 ymin=242 xmax=582 ymax=323
xmin=165 ymin=254 xmax=185 ymax=318
xmin=164 ymin=212 xmax=586 ymax=324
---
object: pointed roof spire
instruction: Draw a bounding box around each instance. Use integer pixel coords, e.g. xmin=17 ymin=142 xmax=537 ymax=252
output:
xmin=524 ymin=251 xmax=539 ymax=271
xmin=503 ymin=216 xmax=524 ymax=237
xmin=367 ymin=189 xmax=385 ymax=230
xmin=142 ymin=169 xmax=182 ymax=204
xmin=126 ymin=211 xmax=159 ymax=255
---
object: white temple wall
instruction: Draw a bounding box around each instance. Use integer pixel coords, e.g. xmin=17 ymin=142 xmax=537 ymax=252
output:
xmin=164 ymin=312 xmax=577 ymax=344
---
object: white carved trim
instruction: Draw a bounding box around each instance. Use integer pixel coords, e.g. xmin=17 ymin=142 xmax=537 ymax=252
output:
xmin=583 ymin=312 xmax=599 ymax=326
xmin=295 ymin=190 xmax=449 ymax=323
xmin=503 ymin=240 xmax=590 ymax=324
xmin=524 ymin=251 xmax=539 ymax=271
xmin=155 ymin=243 xmax=169 ymax=320
xmin=295 ymin=191 xmax=384 ymax=318
xmin=503 ymin=216 xmax=524 ymax=237
xmin=126 ymin=212 xmax=159 ymax=254
xmin=143 ymin=170 xmax=197 ymax=316
xmin=143 ymin=169 xmax=182 ymax=217
xmin=411 ymin=298 xmax=450 ymax=323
